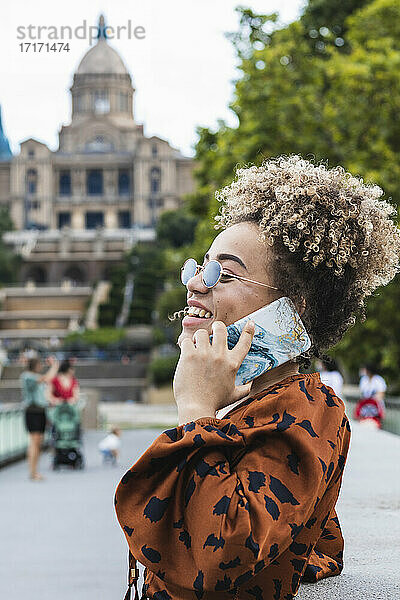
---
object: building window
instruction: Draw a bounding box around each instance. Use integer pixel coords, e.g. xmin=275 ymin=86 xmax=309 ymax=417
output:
xmin=26 ymin=169 xmax=37 ymax=195
xmin=148 ymin=198 xmax=164 ymax=210
xmin=59 ymin=171 xmax=71 ymax=195
xmin=119 ymin=92 xmax=129 ymax=112
xmin=150 ymin=167 xmax=161 ymax=193
xmin=75 ymin=94 xmax=86 ymax=112
xmin=85 ymin=211 xmax=104 ymax=229
xmin=151 ymin=144 xmax=158 ymax=157
xmin=93 ymin=90 xmax=110 ymax=114
xmin=118 ymin=169 xmax=130 ymax=195
xmin=58 ymin=212 xmax=71 ymax=229
xmin=28 ymin=148 xmax=35 ymax=159
xmin=87 ymin=169 xmax=103 ymax=195
xmin=28 ymin=200 xmax=40 ymax=211
xmin=118 ymin=211 xmax=131 ymax=229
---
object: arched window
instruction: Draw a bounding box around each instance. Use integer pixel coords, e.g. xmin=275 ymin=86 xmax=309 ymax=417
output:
xmin=25 ymin=266 xmax=47 ymax=284
xmin=93 ymin=90 xmax=110 ymax=114
xmin=26 ymin=169 xmax=37 ymax=195
xmin=85 ymin=136 xmax=114 ymax=153
xmin=63 ymin=266 xmax=85 ymax=285
xmin=150 ymin=167 xmax=161 ymax=193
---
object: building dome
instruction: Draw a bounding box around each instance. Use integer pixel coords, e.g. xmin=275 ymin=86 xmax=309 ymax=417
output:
xmin=76 ymin=15 xmax=129 ymax=76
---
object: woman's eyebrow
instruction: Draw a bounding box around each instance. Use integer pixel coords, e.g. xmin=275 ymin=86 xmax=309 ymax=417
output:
xmin=204 ymin=252 xmax=247 ymax=270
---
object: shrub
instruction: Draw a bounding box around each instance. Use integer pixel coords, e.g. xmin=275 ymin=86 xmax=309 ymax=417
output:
xmin=149 ymin=353 xmax=179 ymax=387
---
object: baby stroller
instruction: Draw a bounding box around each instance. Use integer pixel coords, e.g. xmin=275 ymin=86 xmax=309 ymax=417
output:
xmin=51 ymin=402 xmax=84 ymax=470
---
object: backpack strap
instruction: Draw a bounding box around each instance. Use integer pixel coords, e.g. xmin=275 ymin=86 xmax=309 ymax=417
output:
xmin=123 ymin=551 xmax=140 ymax=600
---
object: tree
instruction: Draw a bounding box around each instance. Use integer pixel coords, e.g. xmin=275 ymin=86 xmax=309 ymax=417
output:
xmin=127 ymin=242 xmax=165 ymax=325
xmin=301 ymin=0 xmax=372 ymax=54
xmin=156 ymin=209 xmax=197 ymax=248
xmin=0 ymin=207 xmax=20 ymax=284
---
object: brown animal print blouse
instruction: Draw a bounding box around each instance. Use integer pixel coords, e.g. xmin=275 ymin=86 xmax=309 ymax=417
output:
xmin=115 ymin=372 xmax=351 ymax=600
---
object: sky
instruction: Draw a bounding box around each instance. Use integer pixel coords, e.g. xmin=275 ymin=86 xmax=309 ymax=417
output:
xmin=2 ymin=1 xmax=304 ymax=157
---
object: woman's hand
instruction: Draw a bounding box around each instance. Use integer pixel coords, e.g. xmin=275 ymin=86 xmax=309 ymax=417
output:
xmin=173 ymin=320 xmax=255 ymax=425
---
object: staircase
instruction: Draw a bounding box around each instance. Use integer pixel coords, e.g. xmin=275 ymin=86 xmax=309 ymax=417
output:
xmin=0 ymin=283 xmax=93 ymax=340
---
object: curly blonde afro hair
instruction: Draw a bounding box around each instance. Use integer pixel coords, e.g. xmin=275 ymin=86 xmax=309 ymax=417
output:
xmin=215 ymin=155 xmax=400 ymax=357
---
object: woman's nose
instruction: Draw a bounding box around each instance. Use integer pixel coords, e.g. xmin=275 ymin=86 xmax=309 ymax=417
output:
xmin=186 ymin=270 xmax=209 ymax=294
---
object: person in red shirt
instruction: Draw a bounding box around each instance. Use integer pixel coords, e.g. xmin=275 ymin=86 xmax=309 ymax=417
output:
xmin=50 ymin=359 xmax=79 ymax=405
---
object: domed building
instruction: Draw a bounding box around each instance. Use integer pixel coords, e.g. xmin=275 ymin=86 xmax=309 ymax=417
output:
xmin=0 ymin=16 xmax=194 ymax=284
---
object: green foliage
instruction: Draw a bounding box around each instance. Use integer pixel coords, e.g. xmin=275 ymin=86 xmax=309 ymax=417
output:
xmin=98 ymin=264 xmax=126 ymax=327
xmin=156 ymin=287 xmax=187 ymax=323
xmin=64 ymin=327 xmax=126 ymax=349
xmin=331 ymin=279 xmax=400 ymax=391
xmin=128 ymin=242 xmax=165 ymax=325
xmin=156 ymin=209 xmax=197 ymax=248
xmin=149 ymin=353 xmax=179 ymax=387
xmin=0 ymin=207 xmax=20 ymax=284
xmin=98 ymin=242 xmax=165 ymax=327
xmin=301 ymin=0 xmax=371 ymax=50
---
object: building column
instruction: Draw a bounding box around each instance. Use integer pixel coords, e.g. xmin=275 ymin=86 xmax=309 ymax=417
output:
xmin=72 ymin=209 xmax=85 ymax=230
xmin=105 ymin=209 xmax=117 ymax=229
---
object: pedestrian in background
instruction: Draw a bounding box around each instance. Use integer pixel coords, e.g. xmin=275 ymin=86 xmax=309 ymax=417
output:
xmin=317 ymin=358 xmax=344 ymax=397
xmin=355 ymin=363 xmax=387 ymax=428
xmin=99 ymin=427 xmax=121 ymax=465
xmin=20 ymin=356 xmax=59 ymax=480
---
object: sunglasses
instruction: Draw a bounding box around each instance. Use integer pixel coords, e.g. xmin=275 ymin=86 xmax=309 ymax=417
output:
xmin=180 ymin=258 xmax=280 ymax=290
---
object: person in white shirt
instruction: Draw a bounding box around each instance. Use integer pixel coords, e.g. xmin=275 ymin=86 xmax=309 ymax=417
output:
xmin=317 ymin=359 xmax=344 ymax=398
xmin=359 ymin=364 xmax=386 ymax=418
xmin=99 ymin=427 xmax=121 ymax=465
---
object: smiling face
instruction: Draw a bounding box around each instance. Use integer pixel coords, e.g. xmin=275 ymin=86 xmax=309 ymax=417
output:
xmin=177 ymin=222 xmax=282 ymax=346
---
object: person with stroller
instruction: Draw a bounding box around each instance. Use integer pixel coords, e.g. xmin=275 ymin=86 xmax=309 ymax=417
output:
xmin=50 ymin=359 xmax=79 ymax=405
xmin=21 ymin=356 xmax=59 ymax=481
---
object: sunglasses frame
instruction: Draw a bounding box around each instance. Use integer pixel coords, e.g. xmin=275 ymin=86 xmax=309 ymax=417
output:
xmin=181 ymin=258 xmax=280 ymax=291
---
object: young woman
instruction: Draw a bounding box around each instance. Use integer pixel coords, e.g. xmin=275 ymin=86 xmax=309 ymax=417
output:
xmin=50 ymin=359 xmax=79 ymax=405
xmin=115 ymin=156 xmax=400 ymax=600
xmin=21 ymin=356 xmax=59 ymax=480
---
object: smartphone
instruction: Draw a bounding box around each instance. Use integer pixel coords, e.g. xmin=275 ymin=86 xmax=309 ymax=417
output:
xmin=212 ymin=297 xmax=311 ymax=386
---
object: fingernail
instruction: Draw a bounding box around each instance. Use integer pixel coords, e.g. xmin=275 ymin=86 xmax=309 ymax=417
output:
xmin=247 ymin=320 xmax=255 ymax=330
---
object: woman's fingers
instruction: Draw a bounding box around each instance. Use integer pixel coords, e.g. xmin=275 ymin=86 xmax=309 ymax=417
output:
xmin=192 ymin=328 xmax=211 ymax=348
xmin=232 ymin=382 xmax=252 ymax=402
xmin=231 ymin=320 xmax=255 ymax=365
xmin=211 ymin=321 xmax=227 ymax=352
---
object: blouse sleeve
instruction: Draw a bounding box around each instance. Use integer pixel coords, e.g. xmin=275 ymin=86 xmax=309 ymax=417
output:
xmin=115 ymin=413 xmax=344 ymax=593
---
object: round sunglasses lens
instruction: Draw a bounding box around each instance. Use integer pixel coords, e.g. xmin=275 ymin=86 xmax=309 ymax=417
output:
xmin=181 ymin=258 xmax=197 ymax=285
xmin=203 ymin=260 xmax=221 ymax=288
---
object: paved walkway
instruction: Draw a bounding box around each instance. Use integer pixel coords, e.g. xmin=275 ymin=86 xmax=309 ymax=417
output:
xmin=0 ymin=422 xmax=399 ymax=599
